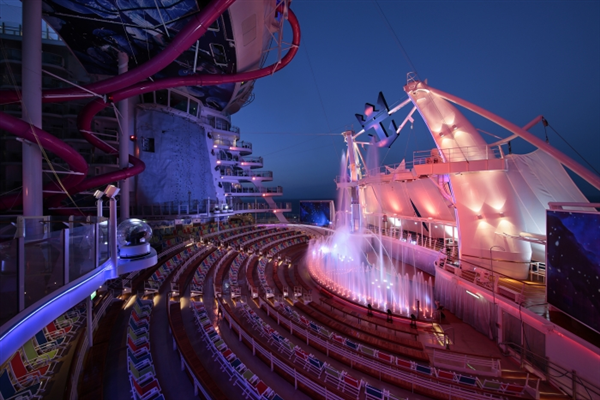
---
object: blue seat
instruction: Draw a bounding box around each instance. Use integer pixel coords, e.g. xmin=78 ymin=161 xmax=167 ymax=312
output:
xmin=0 ymin=370 xmax=41 ymax=399
xmin=416 ymin=364 xmax=431 ymax=375
xmin=308 ymin=357 xmax=324 ymax=369
xmin=365 ymin=384 xmax=384 ymax=399
xmin=345 ymin=340 xmax=358 ymax=350
xmin=458 ymin=375 xmax=477 ymax=386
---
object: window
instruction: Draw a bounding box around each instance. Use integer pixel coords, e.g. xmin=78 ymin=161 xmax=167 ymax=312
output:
xmin=156 ymin=90 xmax=168 ymax=106
xmin=142 ymin=92 xmax=154 ymax=103
xmin=170 ymin=92 xmax=188 ymax=113
xmin=189 ymin=100 xmax=199 ymax=117
xmin=209 ymin=43 xmax=227 ymax=65
xmin=141 ymin=137 xmax=155 ymax=153
xmin=208 ymin=17 xmax=220 ymax=32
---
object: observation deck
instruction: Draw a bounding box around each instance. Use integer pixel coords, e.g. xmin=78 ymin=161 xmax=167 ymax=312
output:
xmin=337 ymin=144 xmax=506 ymax=188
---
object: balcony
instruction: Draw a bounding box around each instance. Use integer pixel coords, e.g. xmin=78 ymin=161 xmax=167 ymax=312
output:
xmin=239 ymin=156 xmax=263 ymax=169
xmin=212 ymin=139 xmax=252 ymax=155
xmin=0 ymin=22 xmax=62 ymax=41
xmin=219 ymin=169 xmax=273 ymax=182
xmin=224 ymin=186 xmax=283 ymax=197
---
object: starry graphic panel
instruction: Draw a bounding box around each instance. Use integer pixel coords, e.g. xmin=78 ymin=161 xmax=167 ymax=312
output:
xmin=546 ymin=210 xmax=600 ymax=333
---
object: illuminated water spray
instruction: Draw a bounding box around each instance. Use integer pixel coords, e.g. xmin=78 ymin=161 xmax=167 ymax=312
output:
xmin=307 ymin=131 xmax=434 ymax=318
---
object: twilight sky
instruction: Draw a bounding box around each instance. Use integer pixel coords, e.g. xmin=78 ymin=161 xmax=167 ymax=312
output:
xmin=233 ymin=0 xmax=600 ymax=202
xmin=1 ymin=0 xmax=598 ymax=203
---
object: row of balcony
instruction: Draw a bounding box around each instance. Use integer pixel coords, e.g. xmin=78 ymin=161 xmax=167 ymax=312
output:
xmin=218 ymin=169 xmax=273 ymax=181
xmin=215 ymin=152 xmax=263 ymax=167
xmin=1 ymin=102 xmax=113 ymax=119
xmin=224 ymin=186 xmax=283 ymax=196
xmin=0 ymin=22 xmax=62 ymax=41
xmin=212 ymin=138 xmax=252 ymax=153
xmin=0 ymin=46 xmax=67 ymax=68
xmin=0 ymin=73 xmax=72 ymax=90
xmin=139 ymin=89 xmax=240 ymax=134
xmin=131 ymin=199 xmax=290 ymax=217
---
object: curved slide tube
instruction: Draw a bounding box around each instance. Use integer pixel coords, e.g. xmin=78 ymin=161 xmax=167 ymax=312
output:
xmin=0 ymin=112 xmax=88 ymax=209
xmin=0 ymin=0 xmax=240 ymax=211
xmin=45 ymin=4 xmax=301 ymax=210
xmin=0 ymin=0 xmax=237 ymax=105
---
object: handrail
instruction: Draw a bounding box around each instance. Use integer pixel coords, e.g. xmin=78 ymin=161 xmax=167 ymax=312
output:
xmin=68 ymin=291 xmax=115 ymax=400
xmin=500 ymin=342 xmax=600 ymax=400
xmin=227 ymin=297 xmax=503 ymax=400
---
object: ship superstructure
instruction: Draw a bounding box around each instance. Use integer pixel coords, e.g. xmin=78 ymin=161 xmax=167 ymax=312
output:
xmin=0 ymin=0 xmax=297 ymax=221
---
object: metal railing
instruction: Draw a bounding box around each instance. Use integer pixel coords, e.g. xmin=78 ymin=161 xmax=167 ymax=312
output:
xmin=231 ymin=202 xmax=291 ymax=211
xmin=350 ymin=145 xmax=505 ymax=181
xmin=500 ymin=342 xmax=600 ymax=400
xmin=0 ymin=22 xmax=62 ymax=41
xmin=413 ymin=145 xmax=503 ymax=165
xmin=246 ymin=297 xmax=506 ymax=400
xmin=239 ymin=156 xmax=263 ymax=165
xmin=0 ymin=215 xmax=108 ymax=326
xmin=219 ymin=170 xmax=273 ymax=179
xmin=69 ymin=291 xmax=115 ymax=400
xmin=213 ymin=138 xmax=252 ymax=150
xmin=224 ymin=186 xmax=282 ymax=194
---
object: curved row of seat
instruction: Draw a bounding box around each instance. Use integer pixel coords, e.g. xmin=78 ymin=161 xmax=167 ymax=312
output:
xmin=190 ymin=248 xmax=227 ymax=297
xmin=144 ymin=243 xmax=201 ymax=295
xmin=261 ymin=299 xmax=500 ymax=398
xmin=0 ymin=305 xmax=84 ymax=400
xmin=126 ymin=298 xmax=164 ymax=400
xmin=191 ymin=300 xmax=283 ymax=400
xmin=144 ymin=223 xmax=536 ymax=400
xmin=258 ymin=242 xmax=532 ymax=399
xmin=165 ymin=231 xmax=245 ymax=399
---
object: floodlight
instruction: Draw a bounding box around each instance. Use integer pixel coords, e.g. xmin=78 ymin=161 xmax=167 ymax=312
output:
xmin=103 ymin=185 xmax=120 ymax=199
xmin=93 ymin=190 xmax=104 ymax=199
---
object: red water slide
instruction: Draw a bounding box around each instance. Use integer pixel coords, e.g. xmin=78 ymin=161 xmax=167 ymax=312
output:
xmin=0 ymin=0 xmax=300 ymax=212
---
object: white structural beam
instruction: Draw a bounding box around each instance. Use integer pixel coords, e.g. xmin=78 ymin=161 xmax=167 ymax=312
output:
xmin=427 ymin=84 xmax=600 ymax=192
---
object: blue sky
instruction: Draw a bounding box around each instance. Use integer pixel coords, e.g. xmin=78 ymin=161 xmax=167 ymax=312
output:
xmin=1 ymin=0 xmax=599 ymax=202
xmin=233 ymin=0 xmax=600 ymax=201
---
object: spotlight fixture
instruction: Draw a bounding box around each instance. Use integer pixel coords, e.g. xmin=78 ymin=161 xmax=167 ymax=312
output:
xmin=103 ymin=184 xmax=120 ymax=199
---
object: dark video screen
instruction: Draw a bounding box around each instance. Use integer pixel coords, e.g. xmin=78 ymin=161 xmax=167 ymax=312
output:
xmin=547 ymin=210 xmax=600 ymax=332
xmin=300 ymin=201 xmax=333 ymax=227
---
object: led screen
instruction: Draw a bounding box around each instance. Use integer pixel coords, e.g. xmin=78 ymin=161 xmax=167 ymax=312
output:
xmin=300 ymin=200 xmax=334 ymax=227
xmin=547 ymin=210 xmax=600 ymax=333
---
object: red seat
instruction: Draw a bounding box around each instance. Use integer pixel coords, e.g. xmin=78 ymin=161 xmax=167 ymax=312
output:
xmin=10 ymin=354 xmax=50 ymax=385
xmin=128 ymin=337 xmax=150 ymax=354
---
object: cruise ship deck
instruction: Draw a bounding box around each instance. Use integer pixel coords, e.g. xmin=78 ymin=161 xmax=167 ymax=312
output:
xmin=1 ymin=1 xmax=600 ymax=400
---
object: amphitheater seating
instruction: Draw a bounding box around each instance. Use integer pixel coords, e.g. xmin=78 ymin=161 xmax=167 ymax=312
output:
xmin=0 ymin=304 xmax=87 ymax=400
xmin=0 ymin=369 xmax=43 ymax=400
xmin=190 ymin=300 xmax=282 ymax=400
xmin=126 ymin=296 xmax=164 ymax=400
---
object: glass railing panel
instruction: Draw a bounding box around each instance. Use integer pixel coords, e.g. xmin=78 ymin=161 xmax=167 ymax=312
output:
xmin=97 ymin=221 xmax=109 ymax=266
xmin=24 ymin=229 xmax=64 ymax=308
xmin=69 ymin=224 xmax=96 ymax=282
xmin=0 ymin=239 xmax=18 ymax=326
